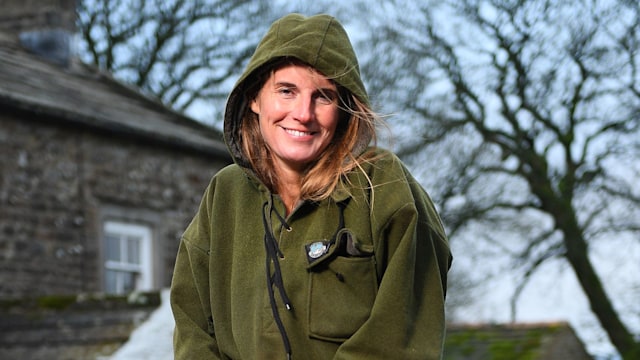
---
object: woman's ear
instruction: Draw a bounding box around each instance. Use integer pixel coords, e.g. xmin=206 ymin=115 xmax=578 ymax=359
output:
xmin=250 ymin=98 xmax=260 ymax=114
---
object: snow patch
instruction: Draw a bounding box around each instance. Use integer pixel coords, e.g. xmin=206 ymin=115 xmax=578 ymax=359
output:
xmin=105 ymin=288 xmax=174 ymax=360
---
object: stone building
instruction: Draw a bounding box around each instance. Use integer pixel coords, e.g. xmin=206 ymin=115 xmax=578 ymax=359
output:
xmin=0 ymin=1 xmax=231 ymax=299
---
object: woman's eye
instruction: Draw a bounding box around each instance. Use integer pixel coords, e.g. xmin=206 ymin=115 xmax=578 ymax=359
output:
xmin=278 ymin=87 xmax=294 ymax=96
xmin=316 ymin=92 xmax=336 ymax=105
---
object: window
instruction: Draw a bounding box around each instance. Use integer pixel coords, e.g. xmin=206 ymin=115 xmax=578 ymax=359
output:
xmin=103 ymin=221 xmax=153 ymax=295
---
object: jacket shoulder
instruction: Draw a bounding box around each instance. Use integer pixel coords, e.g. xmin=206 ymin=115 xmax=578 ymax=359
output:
xmin=214 ymin=163 xmax=246 ymax=179
xmin=209 ymin=163 xmax=258 ymax=188
xmin=360 ymin=147 xmax=415 ymax=188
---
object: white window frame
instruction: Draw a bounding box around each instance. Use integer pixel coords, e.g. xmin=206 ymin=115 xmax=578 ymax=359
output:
xmin=103 ymin=221 xmax=153 ymax=294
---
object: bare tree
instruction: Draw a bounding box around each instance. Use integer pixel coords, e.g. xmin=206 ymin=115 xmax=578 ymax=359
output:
xmin=364 ymin=0 xmax=640 ymax=358
xmin=76 ymin=0 xmax=274 ymax=124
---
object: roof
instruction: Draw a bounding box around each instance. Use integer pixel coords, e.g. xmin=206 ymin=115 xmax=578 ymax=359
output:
xmin=0 ymin=32 xmax=230 ymax=159
xmin=444 ymin=322 xmax=593 ymax=360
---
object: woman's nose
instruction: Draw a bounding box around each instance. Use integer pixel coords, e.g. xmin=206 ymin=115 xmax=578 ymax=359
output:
xmin=292 ymin=96 xmax=313 ymax=123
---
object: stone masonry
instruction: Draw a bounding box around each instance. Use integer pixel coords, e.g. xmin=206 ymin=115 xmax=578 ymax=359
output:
xmin=0 ymin=108 xmax=227 ymax=298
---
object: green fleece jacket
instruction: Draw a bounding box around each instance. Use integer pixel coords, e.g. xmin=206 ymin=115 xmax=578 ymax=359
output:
xmin=171 ymin=13 xmax=452 ymax=359
xmin=171 ymin=148 xmax=451 ymax=359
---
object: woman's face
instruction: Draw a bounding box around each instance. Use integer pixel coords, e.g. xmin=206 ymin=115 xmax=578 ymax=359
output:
xmin=251 ymin=64 xmax=340 ymax=174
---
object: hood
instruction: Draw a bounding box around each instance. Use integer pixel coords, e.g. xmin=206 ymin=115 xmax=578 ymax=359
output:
xmin=223 ymin=13 xmax=370 ymax=167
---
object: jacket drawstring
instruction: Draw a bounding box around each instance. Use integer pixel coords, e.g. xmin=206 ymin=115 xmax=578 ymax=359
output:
xmin=262 ymin=197 xmax=347 ymax=360
xmin=262 ymin=197 xmax=293 ymax=359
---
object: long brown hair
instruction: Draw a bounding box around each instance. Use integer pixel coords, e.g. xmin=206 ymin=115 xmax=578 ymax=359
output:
xmin=240 ymin=59 xmax=379 ymax=201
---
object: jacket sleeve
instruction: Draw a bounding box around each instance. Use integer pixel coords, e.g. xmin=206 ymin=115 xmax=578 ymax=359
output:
xmin=334 ymin=165 xmax=452 ymax=360
xmin=170 ymin=181 xmax=221 ymax=359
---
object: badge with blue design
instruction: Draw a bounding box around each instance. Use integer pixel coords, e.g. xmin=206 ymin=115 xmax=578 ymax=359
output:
xmin=308 ymin=241 xmax=327 ymax=258
xmin=306 ymin=241 xmax=330 ymax=263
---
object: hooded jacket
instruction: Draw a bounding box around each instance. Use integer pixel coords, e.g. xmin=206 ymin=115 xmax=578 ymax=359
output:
xmin=171 ymin=13 xmax=452 ymax=360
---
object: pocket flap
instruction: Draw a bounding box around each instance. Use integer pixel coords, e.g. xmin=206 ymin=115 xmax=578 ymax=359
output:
xmin=305 ymin=229 xmax=373 ymax=270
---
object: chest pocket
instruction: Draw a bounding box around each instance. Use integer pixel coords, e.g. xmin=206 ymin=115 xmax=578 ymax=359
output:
xmin=306 ymin=228 xmax=378 ymax=342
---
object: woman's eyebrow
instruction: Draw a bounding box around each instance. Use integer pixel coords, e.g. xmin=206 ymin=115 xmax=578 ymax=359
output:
xmin=316 ymin=88 xmax=339 ymax=98
xmin=273 ymin=81 xmax=337 ymax=95
xmin=273 ymin=81 xmax=296 ymax=88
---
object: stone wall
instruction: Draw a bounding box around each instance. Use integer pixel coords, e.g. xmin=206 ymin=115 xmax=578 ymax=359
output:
xmin=0 ymin=291 xmax=161 ymax=360
xmin=0 ymin=0 xmax=76 ymax=33
xmin=0 ymin=107 xmax=227 ymax=298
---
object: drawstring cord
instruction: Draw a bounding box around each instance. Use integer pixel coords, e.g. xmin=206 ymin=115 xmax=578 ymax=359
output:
xmin=262 ymin=196 xmax=293 ymax=359
xmin=262 ymin=196 xmax=347 ymax=360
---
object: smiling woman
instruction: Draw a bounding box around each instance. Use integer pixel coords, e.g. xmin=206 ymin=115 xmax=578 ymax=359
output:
xmin=170 ymin=13 xmax=452 ymax=360
xmin=249 ymin=63 xmax=341 ymax=210
xmin=238 ymin=55 xmax=370 ymax=209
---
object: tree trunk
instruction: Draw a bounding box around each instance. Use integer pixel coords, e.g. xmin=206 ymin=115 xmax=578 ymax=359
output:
xmin=558 ymin=209 xmax=640 ymax=359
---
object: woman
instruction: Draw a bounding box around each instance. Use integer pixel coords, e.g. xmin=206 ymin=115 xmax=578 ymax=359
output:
xmin=171 ymin=13 xmax=452 ymax=359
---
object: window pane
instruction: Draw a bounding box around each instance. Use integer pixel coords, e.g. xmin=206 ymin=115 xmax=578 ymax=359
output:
xmin=126 ymin=236 xmax=140 ymax=265
xmin=106 ymin=269 xmax=137 ymax=295
xmin=105 ymin=234 xmax=121 ymax=261
xmin=122 ymin=271 xmax=136 ymax=293
xmin=105 ymin=269 xmax=117 ymax=293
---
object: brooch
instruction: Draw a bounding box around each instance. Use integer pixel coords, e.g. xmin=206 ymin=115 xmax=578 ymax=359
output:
xmin=307 ymin=241 xmax=328 ymax=259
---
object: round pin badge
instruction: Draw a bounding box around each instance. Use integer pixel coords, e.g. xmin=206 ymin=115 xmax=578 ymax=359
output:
xmin=308 ymin=241 xmax=327 ymax=259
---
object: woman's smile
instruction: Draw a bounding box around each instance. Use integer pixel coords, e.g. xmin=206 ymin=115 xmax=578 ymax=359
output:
xmin=282 ymin=127 xmax=316 ymax=138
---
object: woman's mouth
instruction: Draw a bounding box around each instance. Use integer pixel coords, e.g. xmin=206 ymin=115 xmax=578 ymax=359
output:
xmin=284 ymin=128 xmax=315 ymax=137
